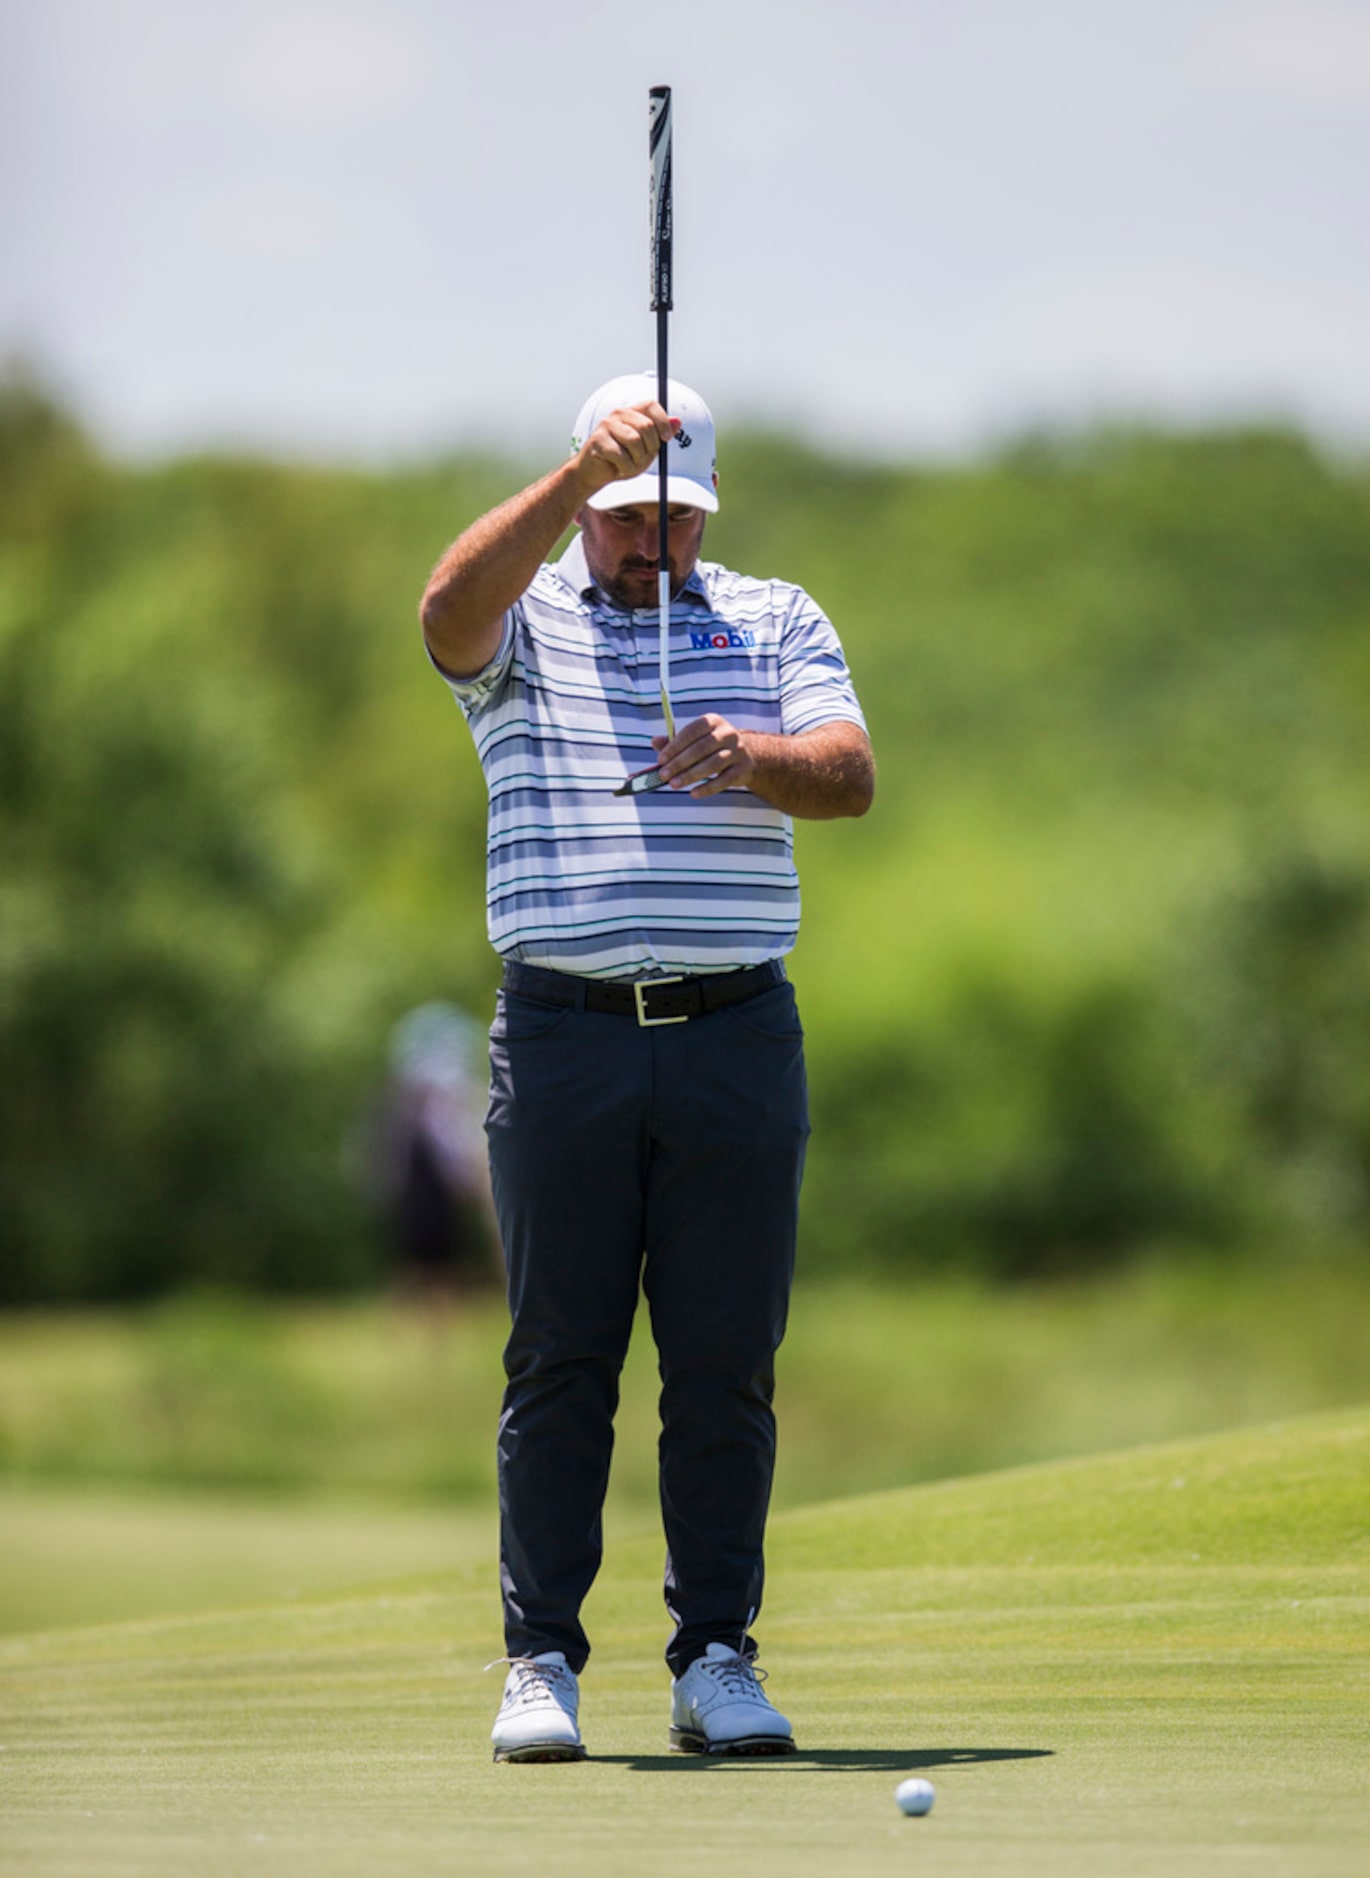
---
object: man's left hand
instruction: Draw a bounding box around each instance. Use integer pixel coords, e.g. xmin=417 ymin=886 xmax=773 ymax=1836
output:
xmin=652 ymin=715 xmax=753 ymax=797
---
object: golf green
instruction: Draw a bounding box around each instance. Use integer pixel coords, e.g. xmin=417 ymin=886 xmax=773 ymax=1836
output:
xmin=2 ymin=1408 xmax=1365 ymax=1875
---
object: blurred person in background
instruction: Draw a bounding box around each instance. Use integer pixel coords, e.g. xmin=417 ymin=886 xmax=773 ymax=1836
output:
xmin=355 ymin=1003 xmax=498 ymax=1305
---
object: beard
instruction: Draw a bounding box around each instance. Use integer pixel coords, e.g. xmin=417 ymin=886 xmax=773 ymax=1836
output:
xmin=580 ymin=512 xmax=706 ymax=610
xmin=596 ymin=557 xmax=674 ymax=609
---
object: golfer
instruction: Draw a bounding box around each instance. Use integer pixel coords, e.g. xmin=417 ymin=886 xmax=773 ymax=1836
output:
xmin=420 ymin=372 xmax=874 ymax=1761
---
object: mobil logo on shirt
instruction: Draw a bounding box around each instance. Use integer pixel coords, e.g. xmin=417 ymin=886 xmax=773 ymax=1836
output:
xmin=689 ymin=628 xmax=756 ymax=651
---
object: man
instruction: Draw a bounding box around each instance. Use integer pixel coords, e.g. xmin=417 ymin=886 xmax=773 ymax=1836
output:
xmin=420 ymin=371 xmax=873 ymax=1763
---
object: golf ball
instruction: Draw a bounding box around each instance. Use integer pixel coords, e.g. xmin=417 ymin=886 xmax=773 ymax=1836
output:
xmin=895 ymin=1777 xmax=936 ymax=1816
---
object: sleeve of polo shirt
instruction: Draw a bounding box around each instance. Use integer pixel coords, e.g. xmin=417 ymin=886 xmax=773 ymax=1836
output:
xmin=428 ymin=608 xmax=519 ymax=714
xmin=775 ymin=584 xmax=868 ymax=738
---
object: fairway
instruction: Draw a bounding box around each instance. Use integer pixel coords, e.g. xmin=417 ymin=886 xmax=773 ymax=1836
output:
xmin=2 ymin=1409 xmax=1365 ymax=1876
xmin=0 ymin=1489 xmax=496 ymax=1636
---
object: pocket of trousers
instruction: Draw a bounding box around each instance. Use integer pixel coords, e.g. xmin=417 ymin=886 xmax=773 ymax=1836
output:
xmin=488 ymin=988 xmax=574 ymax=1043
xmin=722 ymin=983 xmax=805 ymax=1041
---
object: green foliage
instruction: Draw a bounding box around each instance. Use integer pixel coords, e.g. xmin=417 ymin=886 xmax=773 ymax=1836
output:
xmin=3 ymin=1255 xmax=1367 ymax=1506
xmin=0 ymin=385 xmax=507 ymax=1298
xmin=4 ymin=375 xmax=1370 ymax=1296
xmin=1185 ymin=849 xmax=1370 ymax=1234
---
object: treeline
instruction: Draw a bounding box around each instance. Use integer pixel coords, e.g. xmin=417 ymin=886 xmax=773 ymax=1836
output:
xmin=3 ymin=376 xmax=1370 ymax=1300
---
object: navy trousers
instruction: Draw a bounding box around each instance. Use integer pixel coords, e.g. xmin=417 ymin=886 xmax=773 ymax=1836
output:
xmin=485 ymin=970 xmax=809 ymax=1677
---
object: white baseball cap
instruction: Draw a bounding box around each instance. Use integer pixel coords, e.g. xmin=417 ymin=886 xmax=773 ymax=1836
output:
xmin=571 ymin=372 xmax=719 ymax=513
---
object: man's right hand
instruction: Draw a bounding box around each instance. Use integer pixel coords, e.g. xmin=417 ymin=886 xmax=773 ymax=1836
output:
xmin=575 ymin=402 xmax=678 ymax=500
xmin=420 ymin=402 xmax=678 ymax=681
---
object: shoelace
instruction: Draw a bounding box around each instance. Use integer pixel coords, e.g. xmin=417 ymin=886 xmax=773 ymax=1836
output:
xmin=699 ymin=1654 xmax=769 ymax=1701
xmin=486 ymin=1656 xmax=576 ymax=1710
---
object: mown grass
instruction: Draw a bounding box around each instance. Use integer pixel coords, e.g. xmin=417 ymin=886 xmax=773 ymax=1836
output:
xmin=1 ymin=1253 xmax=1367 ymax=1512
xmin=0 ymin=1491 xmax=496 ymax=1636
xmin=1 ymin=1409 xmax=1365 ymax=1877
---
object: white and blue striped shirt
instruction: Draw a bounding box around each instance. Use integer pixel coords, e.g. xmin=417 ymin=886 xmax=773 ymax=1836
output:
xmin=438 ymin=533 xmax=866 ymax=980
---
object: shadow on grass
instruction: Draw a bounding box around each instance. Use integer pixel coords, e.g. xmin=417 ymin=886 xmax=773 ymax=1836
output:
xmin=602 ymin=1747 xmax=1054 ymax=1773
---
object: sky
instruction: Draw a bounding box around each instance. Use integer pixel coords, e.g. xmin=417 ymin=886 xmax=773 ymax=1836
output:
xmin=3 ymin=0 xmax=1369 ymax=464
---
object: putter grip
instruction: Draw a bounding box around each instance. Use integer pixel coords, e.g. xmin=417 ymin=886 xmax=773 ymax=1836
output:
xmin=649 ymin=86 xmax=672 ymax=312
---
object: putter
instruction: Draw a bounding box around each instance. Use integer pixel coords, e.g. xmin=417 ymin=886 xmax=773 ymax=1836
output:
xmin=615 ymin=84 xmax=675 ymax=798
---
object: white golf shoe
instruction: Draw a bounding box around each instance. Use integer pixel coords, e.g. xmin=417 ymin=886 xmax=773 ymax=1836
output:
xmin=490 ymin=1652 xmax=586 ymax=1763
xmin=669 ymin=1643 xmax=796 ymax=1756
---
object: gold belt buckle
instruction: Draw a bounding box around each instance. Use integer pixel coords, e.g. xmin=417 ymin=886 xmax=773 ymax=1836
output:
xmin=634 ymin=976 xmax=689 ymax=1027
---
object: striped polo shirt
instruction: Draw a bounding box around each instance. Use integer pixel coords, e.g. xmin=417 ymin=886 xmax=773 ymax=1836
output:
xmin=438 ymin=533 xmax=866 ymax=980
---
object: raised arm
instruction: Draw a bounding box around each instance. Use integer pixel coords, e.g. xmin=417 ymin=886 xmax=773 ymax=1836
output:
xmin=652 ymin=716 xmax=875 ymax=820
xmin=419 ymin=401 xmax=677 ymax=679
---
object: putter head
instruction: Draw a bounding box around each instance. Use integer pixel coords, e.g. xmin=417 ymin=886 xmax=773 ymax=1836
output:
xmin=614 ymin=764 xmax=669 ymax=797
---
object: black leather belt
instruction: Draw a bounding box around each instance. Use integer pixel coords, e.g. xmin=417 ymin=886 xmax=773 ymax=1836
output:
xmin=501 ymin=958 xmax=786 ymax=1027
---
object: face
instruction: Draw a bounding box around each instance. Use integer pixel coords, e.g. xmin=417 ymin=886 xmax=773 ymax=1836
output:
xmin=578 ymin=501 xmax=709 ymax=610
